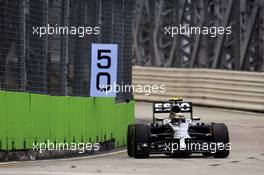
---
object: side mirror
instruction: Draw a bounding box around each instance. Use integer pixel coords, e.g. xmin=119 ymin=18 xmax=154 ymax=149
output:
xmin=193 ymin=116 xmax=200 ymax=121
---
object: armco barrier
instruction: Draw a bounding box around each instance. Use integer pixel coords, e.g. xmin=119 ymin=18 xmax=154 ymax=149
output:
xmin=133 ymin=66 xmax=264 ymax=112
xmin=0 ymin=91 xmax=134 ymax=151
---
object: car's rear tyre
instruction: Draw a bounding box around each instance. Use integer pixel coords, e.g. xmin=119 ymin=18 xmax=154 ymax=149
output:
xmin=127 ymin=124 xmax=135 ymax=157
xmin=212 ymin=123 xmax=230 ymax=158
xmin=134 ymin=124 xmax=151 ymax=158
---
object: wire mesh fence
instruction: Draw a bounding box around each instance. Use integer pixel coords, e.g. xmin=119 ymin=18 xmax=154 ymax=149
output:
xmin=0 ymin=0 xmax=134 ymax=101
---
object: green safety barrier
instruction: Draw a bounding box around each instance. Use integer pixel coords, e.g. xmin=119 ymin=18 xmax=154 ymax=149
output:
xmin=0 ymin=90 xmax=135 ymax=150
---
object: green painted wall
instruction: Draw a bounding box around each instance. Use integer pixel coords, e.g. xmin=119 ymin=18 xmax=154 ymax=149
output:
xmin=0 ymin=90 xmax=135 ymax=150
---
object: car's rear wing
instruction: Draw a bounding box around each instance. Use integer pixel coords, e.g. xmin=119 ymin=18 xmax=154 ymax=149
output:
xmin=152 ymin=101 xmax=193 ymax=123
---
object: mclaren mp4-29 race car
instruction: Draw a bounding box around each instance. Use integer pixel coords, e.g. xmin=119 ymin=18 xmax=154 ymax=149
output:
xmin=127 ymin=99 xmax=231 ymax=158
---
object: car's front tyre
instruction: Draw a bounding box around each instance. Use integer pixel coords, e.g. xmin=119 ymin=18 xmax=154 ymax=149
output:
xmin=134 ymin=124 xmax=151 ymax=158
xmin=212 ymin=123 xmax=230 ymax=158
xmin=127 ymin=124 xmax=135 ymax=157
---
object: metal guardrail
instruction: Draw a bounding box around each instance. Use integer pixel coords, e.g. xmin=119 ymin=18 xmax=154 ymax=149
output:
xmin=133 ymin=66 xmax=264 ymax=112
xmin=132 ymin=0 xmax=264 ymax=72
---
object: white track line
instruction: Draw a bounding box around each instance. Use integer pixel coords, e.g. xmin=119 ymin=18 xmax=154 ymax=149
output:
xmin=0 ymin=171 xmax=139 ymax=175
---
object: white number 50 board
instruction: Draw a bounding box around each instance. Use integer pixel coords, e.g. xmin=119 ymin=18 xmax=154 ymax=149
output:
xmin=90 ymin=43 xmax=118 ymax=97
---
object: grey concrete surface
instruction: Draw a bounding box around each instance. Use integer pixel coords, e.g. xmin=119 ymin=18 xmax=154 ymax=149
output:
xmin=0 ymin=102 xmax=264 ymax=175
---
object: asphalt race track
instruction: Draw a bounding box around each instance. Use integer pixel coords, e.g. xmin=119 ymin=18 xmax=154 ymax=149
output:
xmin=0 ymin=102 xmax=264 ymax=175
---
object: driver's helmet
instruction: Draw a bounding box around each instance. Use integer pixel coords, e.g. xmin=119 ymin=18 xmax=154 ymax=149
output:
xmin=170 ymin=104 xmax=185 ymax=122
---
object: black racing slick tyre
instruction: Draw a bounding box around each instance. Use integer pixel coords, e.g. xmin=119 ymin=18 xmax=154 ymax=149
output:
xmin=134 ymin=124 xmax=151 ymax=158
xmin=127 ymin=124 xmax=135 ymax=157
xmin=212 ymin=123 xmax=230 ymax=158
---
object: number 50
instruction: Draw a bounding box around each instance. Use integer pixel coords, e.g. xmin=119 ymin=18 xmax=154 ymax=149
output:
xmin=96 ymin=49 xmax=111 ymax=91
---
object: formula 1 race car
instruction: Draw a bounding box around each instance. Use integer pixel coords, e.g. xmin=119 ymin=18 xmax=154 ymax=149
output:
xmin=127 ymin=98 xmax=230 ymax=158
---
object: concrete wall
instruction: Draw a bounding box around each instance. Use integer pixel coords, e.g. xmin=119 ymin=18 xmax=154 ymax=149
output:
xmin=133 ymin=66 xmax=264 ymax=112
